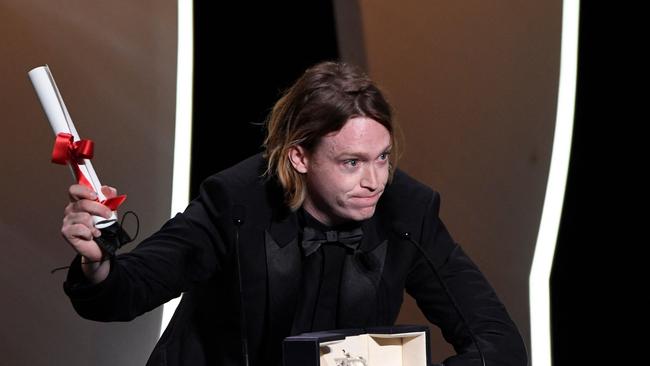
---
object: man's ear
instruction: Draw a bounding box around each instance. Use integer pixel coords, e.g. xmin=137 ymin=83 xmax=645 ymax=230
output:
xmin=287 ymin=145 xmax=309 ymax=174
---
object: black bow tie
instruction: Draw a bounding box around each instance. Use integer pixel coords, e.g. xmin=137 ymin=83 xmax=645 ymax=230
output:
xmin=301 ymin=226 xmax=363 ymax=257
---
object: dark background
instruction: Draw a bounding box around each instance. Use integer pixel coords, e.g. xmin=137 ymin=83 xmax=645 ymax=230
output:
xmin=191 ymin=1 xmax=339 ymax=197
xmin=550 ymin=2 xmax=635 ymax=364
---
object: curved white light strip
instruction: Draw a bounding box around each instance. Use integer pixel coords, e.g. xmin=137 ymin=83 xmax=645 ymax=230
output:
xmin=529 ymin=0 xmax=580 ymax=365
xmin=160 ymin=0 xmax=194 ymax=337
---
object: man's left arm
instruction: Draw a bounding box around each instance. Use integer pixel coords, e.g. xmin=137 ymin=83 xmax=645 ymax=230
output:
xmin=405 ymin=191 xmax=527 ymax=366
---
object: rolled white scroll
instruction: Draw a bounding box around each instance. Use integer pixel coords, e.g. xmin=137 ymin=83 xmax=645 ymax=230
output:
xmin=29 ymin=65 xmax=117 ymax=228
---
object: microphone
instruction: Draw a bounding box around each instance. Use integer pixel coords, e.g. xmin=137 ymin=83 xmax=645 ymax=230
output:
xmin=233 ymin=205 xmax=249 ymax=366
xmin=233 ymin=204 xmax=246 ymax=227
xmin=396 ymin=224 xmax=486 ymax=366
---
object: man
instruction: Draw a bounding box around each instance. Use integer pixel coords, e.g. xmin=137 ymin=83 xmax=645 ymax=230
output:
xmin=62 ymin=61 xmax=527 ymax=365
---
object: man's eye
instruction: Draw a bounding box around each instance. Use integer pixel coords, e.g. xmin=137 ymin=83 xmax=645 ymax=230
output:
xmin=345 ymin=159 xmax=358 ymax=167
xmin=379 ymin=153 xmax=389 ymax=160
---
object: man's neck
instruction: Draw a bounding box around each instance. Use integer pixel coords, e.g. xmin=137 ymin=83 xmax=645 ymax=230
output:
xmin=300 ymin=203 xmax=361 ymax=231
xmin=301 ymin=201 xmax=338 ymax=227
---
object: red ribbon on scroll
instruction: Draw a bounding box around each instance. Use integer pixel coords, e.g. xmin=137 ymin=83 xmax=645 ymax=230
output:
xmin=51 ymin=132 xmax=126 ymax=211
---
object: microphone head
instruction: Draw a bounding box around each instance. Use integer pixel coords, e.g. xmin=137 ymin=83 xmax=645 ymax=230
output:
xmin=232 ymin=204 xmax=246 ymax=226
xmin=392 ymin=222 xmax=412 ymax=240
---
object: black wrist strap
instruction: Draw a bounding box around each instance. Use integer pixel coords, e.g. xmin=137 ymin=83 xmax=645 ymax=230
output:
xmin=95 ymin=210 xmax=139 ymax=257
xmin=95 ymin=221 xmax=132 ymax=257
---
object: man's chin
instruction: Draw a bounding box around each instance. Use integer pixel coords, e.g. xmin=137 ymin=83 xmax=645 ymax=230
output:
xmin=346 ymin=206 xmax=377 ymax=222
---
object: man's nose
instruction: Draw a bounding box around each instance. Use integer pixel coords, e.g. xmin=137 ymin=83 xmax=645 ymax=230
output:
xmin=361 ymin=165 xmax=378 ymax=190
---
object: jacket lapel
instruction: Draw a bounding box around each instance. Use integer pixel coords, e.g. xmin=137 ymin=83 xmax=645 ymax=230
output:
xmin=265 ymin=211 xmax=302 ymax=343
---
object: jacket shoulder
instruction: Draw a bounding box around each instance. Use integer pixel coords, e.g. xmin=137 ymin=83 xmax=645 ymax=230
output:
xmin=198 ymin=153 xmax=270 ymax=197
xmin=195 ymin=154 xmax=285 ymax=221
xmin=383 ymin=169 xmax=439 ymax=205
xmin=378 ymin=169 xmax=441 ymax=224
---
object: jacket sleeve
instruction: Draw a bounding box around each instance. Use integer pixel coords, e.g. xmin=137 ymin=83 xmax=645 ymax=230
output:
xmin=405 ymin=191 xmax=527 ymax=366
xmin=63 ymin=175 xmax=233 ymax=322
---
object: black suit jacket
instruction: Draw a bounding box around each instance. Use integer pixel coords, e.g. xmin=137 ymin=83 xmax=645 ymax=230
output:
xmin=64 ymin=154 xmax=527 ymax=366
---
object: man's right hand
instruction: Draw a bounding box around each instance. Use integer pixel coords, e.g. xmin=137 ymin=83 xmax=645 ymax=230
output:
xmin=61 ymin=184 xmax=117 ymax=283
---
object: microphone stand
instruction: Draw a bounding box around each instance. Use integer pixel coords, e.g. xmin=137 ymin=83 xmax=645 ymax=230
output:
xmin=233 ymin=205 xmax=250 ymax=366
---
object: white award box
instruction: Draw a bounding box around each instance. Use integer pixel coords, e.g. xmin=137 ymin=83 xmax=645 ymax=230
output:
xmin=283 ymin=325 xmax=430 ymax=366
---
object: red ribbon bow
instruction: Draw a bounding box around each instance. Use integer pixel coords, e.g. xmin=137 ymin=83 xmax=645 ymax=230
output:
xmin=51 ymin=132 xmax=126 ymax=211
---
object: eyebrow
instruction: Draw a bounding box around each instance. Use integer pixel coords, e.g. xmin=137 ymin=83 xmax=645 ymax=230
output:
xmin=335 ymin=145 xmax=392 ymax=159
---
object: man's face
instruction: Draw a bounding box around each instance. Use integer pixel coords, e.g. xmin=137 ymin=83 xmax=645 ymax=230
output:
xmin=289 ymin=117 xmax=391 ymax=226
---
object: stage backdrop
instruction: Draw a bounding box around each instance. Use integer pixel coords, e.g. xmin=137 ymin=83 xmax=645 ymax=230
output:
xmin=0 ymin=0 xmax=561 ymax=365
xmin=0 ymin=1 xmax=176 ymax=365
